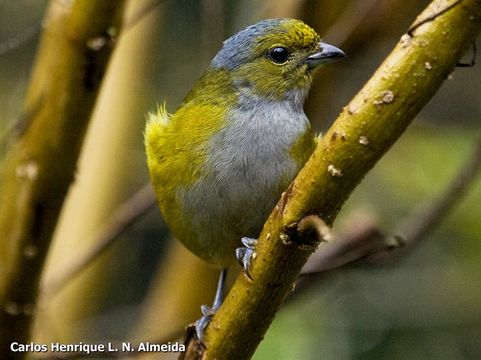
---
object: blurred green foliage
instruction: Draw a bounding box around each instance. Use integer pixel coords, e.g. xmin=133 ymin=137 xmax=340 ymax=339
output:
xmin=257 ymin=125 xmax=481 ymax=360
xmin=1 ymin=0 xmax=480 ymax=359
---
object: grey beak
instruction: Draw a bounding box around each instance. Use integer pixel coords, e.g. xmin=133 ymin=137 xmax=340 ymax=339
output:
xmin=305 ymin=42 xmax=346 ymax=68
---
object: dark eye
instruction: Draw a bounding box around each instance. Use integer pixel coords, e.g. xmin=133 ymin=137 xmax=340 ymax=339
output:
xmin=268 ymin=47 xmax=290 ymax=64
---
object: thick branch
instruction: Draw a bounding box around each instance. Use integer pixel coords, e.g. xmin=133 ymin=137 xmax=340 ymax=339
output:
xmin=188 ymin=1 xmax=481 ymax=359
xmin=296 ymin=131 xmax=481 ymax=296
xmin=0 ymin=0 xmax=125 ymax=356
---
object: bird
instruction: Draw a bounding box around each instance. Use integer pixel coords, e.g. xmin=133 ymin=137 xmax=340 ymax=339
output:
xmin=145 ymin=18 xmax=345 ymax=341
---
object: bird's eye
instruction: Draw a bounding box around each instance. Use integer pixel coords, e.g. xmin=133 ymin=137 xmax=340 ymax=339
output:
xmin=267 ymin=47 xmax=290 ymax=64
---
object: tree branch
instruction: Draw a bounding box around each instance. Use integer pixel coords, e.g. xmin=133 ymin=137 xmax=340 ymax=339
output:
xmin=40 ymin=183 xmax=156 ymax=298
xmin=296 ymin=130 xmax=481 ymax=296
xmin=0 ymin=0 xmax=126 ymax=356
xmin=184 ymin=1 xmax=481 ymax=359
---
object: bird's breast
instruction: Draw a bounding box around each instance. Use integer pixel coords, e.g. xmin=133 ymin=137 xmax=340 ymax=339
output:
xmin=178 ymin=98 xmax=313 ymax=240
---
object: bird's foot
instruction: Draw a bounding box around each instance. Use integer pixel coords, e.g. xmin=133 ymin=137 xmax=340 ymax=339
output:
xmin=236 ymin=237 xmax=257 ymax=280
xmin=195 ymin=305 xmax=216 ymax=343
xmin=194 ymin=269 xmax=227 ymax=343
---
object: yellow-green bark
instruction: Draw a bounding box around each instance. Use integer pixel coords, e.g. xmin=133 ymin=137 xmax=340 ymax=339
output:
xmin=0 ymin=0 xmax=125 ymax=356
xmin=33 ymin=0 xmax=160 ymax=344
xmin=191 ymin=0 xmax=481 ymax=359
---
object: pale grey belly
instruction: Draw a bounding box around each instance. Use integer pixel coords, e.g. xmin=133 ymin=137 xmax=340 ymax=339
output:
xmin=177 ymin=104 xmax=310 ymax=266
xmin=177 ymin=148 xmax=300 ymax=266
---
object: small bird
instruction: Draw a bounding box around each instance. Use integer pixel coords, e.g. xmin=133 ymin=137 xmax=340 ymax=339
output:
xmin=145 ymin=18 xmax=345 ymax=339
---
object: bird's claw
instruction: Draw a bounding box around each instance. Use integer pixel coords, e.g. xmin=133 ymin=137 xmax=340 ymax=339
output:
xmin=200 ymin=304 xmax=216 ymax=317
xmin=193 ymin=269 xmax=227 ymax=343
xmin=195 ymin=309 xmax=213 ymax=343
xmin=236 ymin=237 xmax=257 ymax=280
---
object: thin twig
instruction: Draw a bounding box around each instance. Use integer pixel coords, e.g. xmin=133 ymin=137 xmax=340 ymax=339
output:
xmin=0 ymin=20 xmax=40 ymax=56
xmin=300 ymin=216 xmax=386 ymax=276
xmin=456 ymin=41 xmax=477 ymax=67
xmin=41 ymin=183 xmax=157 ymax=298
xmin=399 ymin=133 xmax=481 ymax=246
xmin=299 ymin=132 xmax=481 ymax=277
xmin=408 ymin=0 xmax=463 ymax=36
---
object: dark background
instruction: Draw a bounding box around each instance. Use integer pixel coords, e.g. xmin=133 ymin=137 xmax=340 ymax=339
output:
xmin=1 ymin=1 xmax=480 ymax=359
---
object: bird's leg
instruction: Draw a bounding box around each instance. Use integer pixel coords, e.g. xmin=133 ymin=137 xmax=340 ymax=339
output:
xmin=236 ymin=237 xmax=257 ymax=279
xmin=195 ymin=268 xmax=227 ymax=342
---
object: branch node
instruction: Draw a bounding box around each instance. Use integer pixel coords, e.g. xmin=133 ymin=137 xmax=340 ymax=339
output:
xmin=280 ymin=232 xmax=293 ymax=246
xmin=181 ymin=324 xmax=205 ymax=360
xmin=456 ymin=41 xmax=477 ymax=67
xmin=407 ymin=0 xmax=463 ymax=36
xmin=385 ymin=235 xmax=406 ymax=249
xmin=285 ymin=215 xmax=331 ymax=251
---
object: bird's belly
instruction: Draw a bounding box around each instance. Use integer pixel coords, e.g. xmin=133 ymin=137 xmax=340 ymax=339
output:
xmin=177 ymin=147 xmax=299 ymax=266
xmin=175 ymin=105 xmax=311 ymax=266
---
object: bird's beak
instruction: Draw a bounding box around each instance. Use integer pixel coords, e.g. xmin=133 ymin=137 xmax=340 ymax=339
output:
xmin=305 ymin=42 xmax=346 ymax=68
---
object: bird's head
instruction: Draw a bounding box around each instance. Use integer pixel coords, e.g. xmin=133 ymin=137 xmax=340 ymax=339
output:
xmin=210 ymin=18 xmax=345 ymax=103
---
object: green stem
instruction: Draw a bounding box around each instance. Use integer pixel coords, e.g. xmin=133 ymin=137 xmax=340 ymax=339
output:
xmin=0 ymin=1 xmax=125 ymax=357
xmin=189 ymin=0 xmax=481 ymax=359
